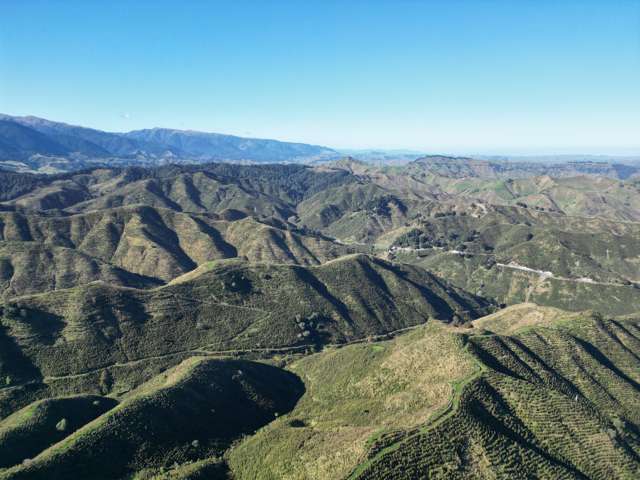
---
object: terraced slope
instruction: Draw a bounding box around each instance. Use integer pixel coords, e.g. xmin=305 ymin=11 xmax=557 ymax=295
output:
xmin=351 ymin=312 xmax=640 ymax=479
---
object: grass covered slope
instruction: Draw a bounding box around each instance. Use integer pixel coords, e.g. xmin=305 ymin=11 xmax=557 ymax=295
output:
xmin=0 ymin=254 xmax=490 ymax=419
xmin=0 ymin=241 xmax=161 ymax=299
xmin=228 ymin=322 xmax=476 ymax=480
xmin=471 ymin=303 xmax=583 ymax=334
xmin=0 ymin=395 xmax=117 ymax=469
xmin=352 ymin=311 xmax=640 ymax=479
xmin=1 ymin=358 xmax=304 ymax=480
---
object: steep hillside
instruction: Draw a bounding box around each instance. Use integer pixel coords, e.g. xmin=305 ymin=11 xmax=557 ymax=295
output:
xmin=155 ymin=306 xmax=640 ymax=480
xmin=0 ymin=241 xmax=161 ymax=298
xmin=296 ymin=182 xmax=424 ymax=244
xmin=0 ymin=163 xmax=357 ymax=215
xmin=228 ymin=321 xmax=476 ymax=480
xmin=0 ymin=206 xmax=355 ymax=297
xmin=0 ymin=358 xmax=303 ymax=480
xmin=351 ymin=312 xmax=640 ymax=479
xmin=0 ymin=254 xmax=491 ymax=418
xmin=0 ymin=395 xmax=117 ymax=468
xmin=1 ymin=163 xmax=638 ymax=320
xmin=0 ymin=157 xmax=638 ymax=478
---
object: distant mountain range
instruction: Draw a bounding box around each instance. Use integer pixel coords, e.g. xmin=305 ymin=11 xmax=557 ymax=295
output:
xmin=0 ymin=114 xmax=339 ymax=172
xmin=2 ymin=114 xmax=640 ymax=178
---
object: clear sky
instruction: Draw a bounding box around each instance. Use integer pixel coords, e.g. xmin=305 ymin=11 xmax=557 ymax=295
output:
xmin=1 ymin=0 xmax=639 ymax=154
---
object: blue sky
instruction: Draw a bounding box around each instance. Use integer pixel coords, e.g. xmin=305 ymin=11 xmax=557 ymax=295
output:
xmin=1 ymin=0 xmax=639 ymax=154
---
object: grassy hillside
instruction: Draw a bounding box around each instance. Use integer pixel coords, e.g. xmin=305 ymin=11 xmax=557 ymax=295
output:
xmin=471 ymin=303 xmax=583 ymax=334
xmin=0 ymin=254 xmax=490 ymax=419
xmin=0 ymin=161 xmax=639 ymax=479
xmin=0 ymin=206 xmax=357 ymax=296
xmin=351 ymin=312 xmax=640 ymax=479
xmin=0 ymin=241 xmax=161 ymax=298
xmin=227 ymin=321 xmax=476 ymax=480
xmin=0 ymin=358 xmax=304 ymax=479
xmin=0 ymin=394 xmax=117 ymax=468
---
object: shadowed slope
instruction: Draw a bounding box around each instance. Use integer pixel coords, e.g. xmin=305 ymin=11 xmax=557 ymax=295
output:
xmin=1 ymin=358 xmax=304 ymax=479
xmin=0 ymin=395 xmax=117 ymax=468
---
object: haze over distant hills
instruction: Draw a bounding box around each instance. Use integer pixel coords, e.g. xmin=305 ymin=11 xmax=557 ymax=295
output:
xmin=0 ymin=114 xmax=339 ymax=172
xmin=1 ymin=114 xmax=640 ymax=177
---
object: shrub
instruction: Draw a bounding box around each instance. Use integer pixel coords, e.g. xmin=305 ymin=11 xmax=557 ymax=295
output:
xmin=288 ymin=419 xmax=306 ymax=428
xmin=55 ymin=418 xmax=68 ymax=432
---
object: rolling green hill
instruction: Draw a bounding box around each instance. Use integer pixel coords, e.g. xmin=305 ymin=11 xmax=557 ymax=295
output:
xmin=1 ymin=358 xmax=304 ymax=480
xmin=147 ymin=305 xmax=640 ymax=480
xmin=227 ymin=321 xmax=477 ymax=480
xmin=0 ymin=254 xmax=490 ymax=420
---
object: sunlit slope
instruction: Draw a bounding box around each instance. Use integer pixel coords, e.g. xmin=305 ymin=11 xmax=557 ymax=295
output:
xmin=0 ymin=206 xmax=355 ymax=297
xmin=352 ymin=312 xmax=640 ymax=479
xmin=1 ymin=164 xmax=356 ymax=215
xmin=227 ymin=322 xmax=475 ymax=480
